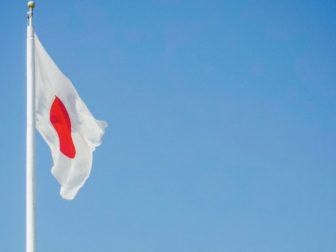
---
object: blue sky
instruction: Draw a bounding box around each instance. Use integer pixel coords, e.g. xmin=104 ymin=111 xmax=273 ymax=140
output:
xmin=0 ymin=0 xmax=336 ymax=251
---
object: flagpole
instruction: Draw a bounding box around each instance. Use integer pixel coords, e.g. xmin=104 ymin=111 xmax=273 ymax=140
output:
xmin=26 ymin=1 xmax=36 ymax=252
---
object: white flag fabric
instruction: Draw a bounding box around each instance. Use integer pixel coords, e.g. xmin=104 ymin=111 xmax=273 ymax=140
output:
xmin=34 ymin=34 xmax=107 ymax=200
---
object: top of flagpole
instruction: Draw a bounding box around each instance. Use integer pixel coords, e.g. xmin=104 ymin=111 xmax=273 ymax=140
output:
xmin=27 ymin=1 xmax=35 ymax=9
xmin=27 ymin=1 xmax=35 ymax=26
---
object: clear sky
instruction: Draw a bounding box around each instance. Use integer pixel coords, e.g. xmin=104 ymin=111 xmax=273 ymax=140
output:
xmin=0 ymin=0 xmax=336 ymax=251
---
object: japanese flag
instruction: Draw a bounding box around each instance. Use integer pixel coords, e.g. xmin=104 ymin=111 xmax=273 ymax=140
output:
xmin=34 ymin=34 xmax=107 ymax=200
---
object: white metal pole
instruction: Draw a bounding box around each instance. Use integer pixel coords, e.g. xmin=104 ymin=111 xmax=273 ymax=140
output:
xmin=26 ymin=1 xmax=36 ymax=252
